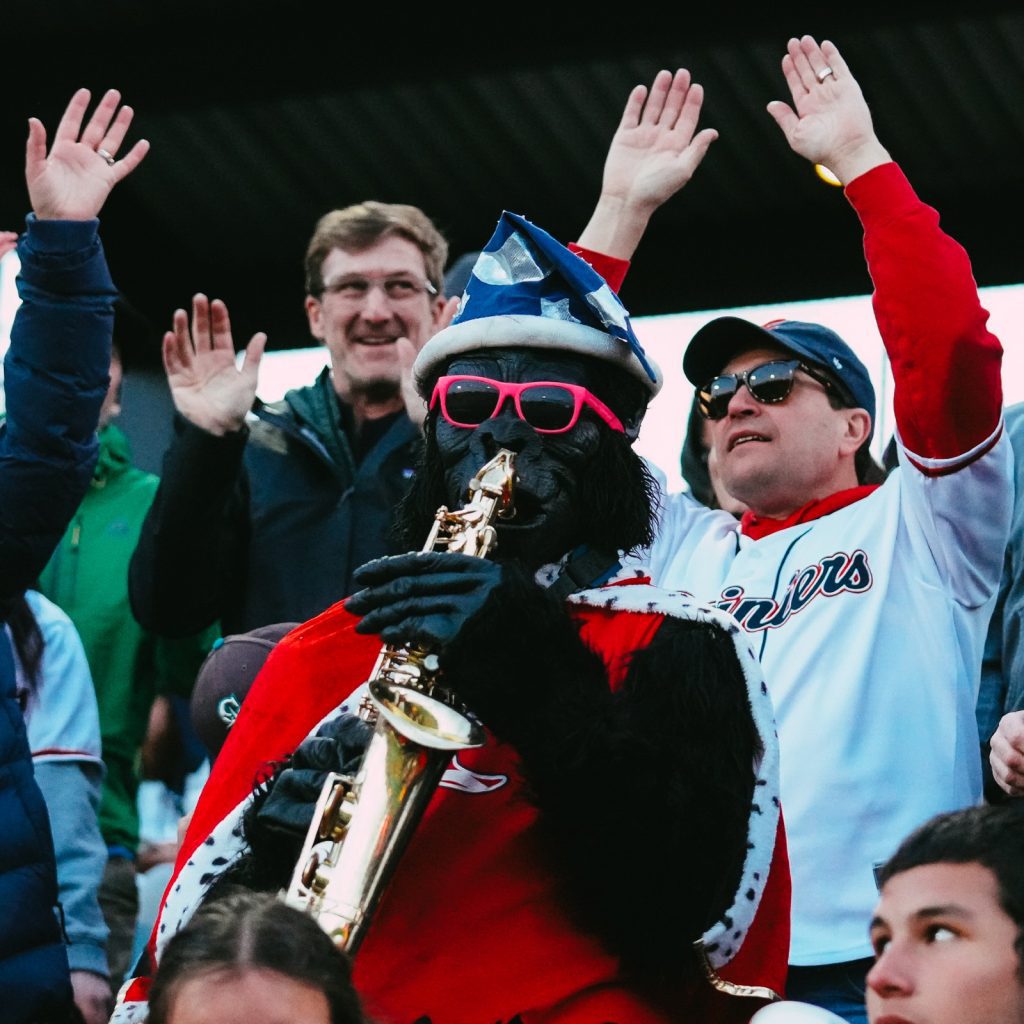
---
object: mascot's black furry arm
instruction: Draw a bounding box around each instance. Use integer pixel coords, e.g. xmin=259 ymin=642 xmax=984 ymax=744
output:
xmin=434 ymin=562 xmax=758 ymax=980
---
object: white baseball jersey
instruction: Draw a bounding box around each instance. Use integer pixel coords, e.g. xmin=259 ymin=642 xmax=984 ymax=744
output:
xmin=639 ymin=423 xmax=1012 ymax=964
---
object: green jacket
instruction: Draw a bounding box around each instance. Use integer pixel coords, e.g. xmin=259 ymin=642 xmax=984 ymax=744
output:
xmin=37 ymin=424 xmax=216 ymax=852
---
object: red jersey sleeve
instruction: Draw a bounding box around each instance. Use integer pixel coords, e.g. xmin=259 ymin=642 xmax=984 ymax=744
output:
xmin=845 ymin=162 xmax=1003 ymax=459
xmin=569 ymin=243 xmax=630 ymax=294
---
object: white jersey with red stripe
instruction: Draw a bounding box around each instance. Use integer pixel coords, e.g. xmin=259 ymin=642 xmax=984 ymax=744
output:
xmin=637 ymin=158 xmax=1012 ymax=966
xmin=642 ymin=422 xmax=1011 ymax=965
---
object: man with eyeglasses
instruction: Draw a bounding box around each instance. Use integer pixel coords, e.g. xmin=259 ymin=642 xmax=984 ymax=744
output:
xmin=129 ymin=202 xmax=457 ymax=637
xmin=600 ymin=36 xmax=1011 ymax=1023
xmin=130 ymin=200 xmax=629 ymax=639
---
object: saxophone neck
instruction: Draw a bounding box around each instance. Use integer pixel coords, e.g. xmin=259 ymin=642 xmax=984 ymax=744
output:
xmin=423 ymin=449 xmax=517 ymax=558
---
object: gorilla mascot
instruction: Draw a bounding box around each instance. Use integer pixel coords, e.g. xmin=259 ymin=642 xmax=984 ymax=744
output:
xmin=115 ymin=214 xmax=790 ymax=1024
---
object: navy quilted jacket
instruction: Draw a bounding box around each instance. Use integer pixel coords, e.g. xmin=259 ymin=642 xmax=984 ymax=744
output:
xmin=0 ymin=216 xmax=114 ymax=1020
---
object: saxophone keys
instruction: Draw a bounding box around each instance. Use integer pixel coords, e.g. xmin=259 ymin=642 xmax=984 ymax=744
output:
xmin=318 ymin=778 xmax=353 ymax=843
xmin=301 ymin=851 xmax=321 ymax=892
xmin=356 ymin=695 xmax=379 ymax=723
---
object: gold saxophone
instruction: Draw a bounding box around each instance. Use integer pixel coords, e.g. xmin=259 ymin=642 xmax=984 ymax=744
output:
xmin=281 ymin=449 xmax=517 ymax=954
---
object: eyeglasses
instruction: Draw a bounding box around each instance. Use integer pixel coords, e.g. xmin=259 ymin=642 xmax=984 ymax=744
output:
xmin=697 ymin=359 xmax=840 ymax=420
xmin=430 ymin=375 xmax=625 ymax=434
xmin=320 ymin=274 xmax=438 ymax=303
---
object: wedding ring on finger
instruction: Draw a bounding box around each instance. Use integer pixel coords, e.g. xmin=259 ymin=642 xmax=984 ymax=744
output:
xmin=97 ymin=147 xmax=116 ymax=166
xmin=816 ymin=66 xmax=835 ymax=84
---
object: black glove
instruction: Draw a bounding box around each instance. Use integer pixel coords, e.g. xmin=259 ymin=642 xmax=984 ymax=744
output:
xmin=346 ymin=551 xmax=505 ymax=649
xmin=256 ymin=713 xmax=372 ymax=838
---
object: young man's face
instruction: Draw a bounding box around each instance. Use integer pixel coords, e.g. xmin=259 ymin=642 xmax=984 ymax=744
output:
xmin=305 ymin=235 xmax=445 ymax=406
xmin=867 ymin=861 xmax=1024 ymax=1024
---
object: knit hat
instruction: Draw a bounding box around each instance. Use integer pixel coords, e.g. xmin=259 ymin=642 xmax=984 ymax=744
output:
xmin=413 ymin=212 xmax=662 ymax=400
xmin=683 ymin=316 xmax=875 ymax=427
xmin=190 ymin=623 xmax=299 ymax=759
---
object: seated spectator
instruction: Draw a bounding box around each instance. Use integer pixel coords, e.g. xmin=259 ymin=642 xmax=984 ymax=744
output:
xmin=146 ymin=890 xmax=367 ymax=1024
xmin=756 ymin=804 xmax=1024 ymax=1024
xmin=866 ymin=803 xmax=1024 ymax=1024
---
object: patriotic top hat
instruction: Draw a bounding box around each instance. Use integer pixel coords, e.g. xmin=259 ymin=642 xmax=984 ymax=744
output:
xmin=413 ymin=212 xmax=662 ymax=402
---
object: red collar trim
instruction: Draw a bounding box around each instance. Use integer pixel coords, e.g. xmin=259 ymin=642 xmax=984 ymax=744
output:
xmin=740 ymin=484 xmax=880 ymax=539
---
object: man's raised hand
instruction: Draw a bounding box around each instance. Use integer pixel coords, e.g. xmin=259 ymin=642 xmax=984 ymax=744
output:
xmin=26 ymin=88 xmax=149 ymax=221
xmin=577 ymin=68 xmax=717 ymax=260
xmin=766 ymin=36 xmax=890 ymax=185
xmin=163 ymin=294 xmax=267 ymax=436
xmin=604 ymin=69 xmax=717 ymax=214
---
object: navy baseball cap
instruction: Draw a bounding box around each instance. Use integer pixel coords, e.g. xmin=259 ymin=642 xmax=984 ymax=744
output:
xmin=190 ymin=622 xmax=298 ymax=759
xmin=683 ymin=316 xmax=876 ymax=427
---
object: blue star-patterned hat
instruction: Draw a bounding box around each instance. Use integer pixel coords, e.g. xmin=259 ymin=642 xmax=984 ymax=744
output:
xmin=413 ymin=211 xmax=662 ymax=399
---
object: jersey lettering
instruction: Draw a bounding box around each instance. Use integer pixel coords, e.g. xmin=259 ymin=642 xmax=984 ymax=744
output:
xmin=715 ymin=550 xmax=873 ymax=632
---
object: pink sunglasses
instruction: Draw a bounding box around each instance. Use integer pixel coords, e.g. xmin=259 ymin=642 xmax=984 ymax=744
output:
xmin=430 ymin=375 xmax=625 ymax=434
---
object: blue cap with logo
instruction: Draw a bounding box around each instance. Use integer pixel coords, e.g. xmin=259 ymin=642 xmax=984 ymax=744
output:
xmin=683 ymin=316 xmax=876 ymax=427
xmin=414 ymin=211 xmax=662 ymax=401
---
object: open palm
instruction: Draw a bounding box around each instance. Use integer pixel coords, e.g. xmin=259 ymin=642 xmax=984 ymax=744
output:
xmin=26 ymin=88 xmax=149 ymax=221
xmin=601 ymin=68 xmax=717 ymax=213
xmin=163 ymin=295 xmax=266 ymax=436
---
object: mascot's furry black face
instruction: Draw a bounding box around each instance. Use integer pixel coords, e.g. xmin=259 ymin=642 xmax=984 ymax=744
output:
xmin=397 ymin=347 xmax=659 ymax=570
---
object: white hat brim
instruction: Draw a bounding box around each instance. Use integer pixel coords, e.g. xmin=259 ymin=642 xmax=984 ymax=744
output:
xmin=413 ymin=314 xmax=663 ymax=398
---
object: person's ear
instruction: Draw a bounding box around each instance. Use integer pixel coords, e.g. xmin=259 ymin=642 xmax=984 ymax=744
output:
xmin=431 ymin=294 xmax=458 ymax=331
xmin=305 ymin=294 xmax=325 ymax=340
xmin=839 ymin=407 xmax=872 ymax=455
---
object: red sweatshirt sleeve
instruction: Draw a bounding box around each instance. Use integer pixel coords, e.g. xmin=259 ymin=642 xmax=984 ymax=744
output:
xmin=845 ymin=162 xmax=1003 ymax=460
xmin=568 ymin=243 xmax=630 ymax=294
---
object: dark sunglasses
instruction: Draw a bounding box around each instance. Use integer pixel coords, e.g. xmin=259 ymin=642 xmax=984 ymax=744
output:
xmin=697 ymin=359 xmax=840 ymax=420
xmin=430 ymin=375 xmax=625 ymax=434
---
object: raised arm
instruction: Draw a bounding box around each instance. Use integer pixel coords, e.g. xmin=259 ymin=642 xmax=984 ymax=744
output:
xmin=576 ymin=68 xmax=717 ymax=262
xmin=770 ymin=36 xmax=1002 ymax=460
xmin=2 ymin=89 xmax=147 ymax=599
xmin=130 ymin=296 xmax=266 ymax=636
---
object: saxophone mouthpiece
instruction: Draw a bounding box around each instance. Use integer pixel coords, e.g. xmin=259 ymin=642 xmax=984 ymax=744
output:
xmin=473 ymin=449 xmax=517 ymax=520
